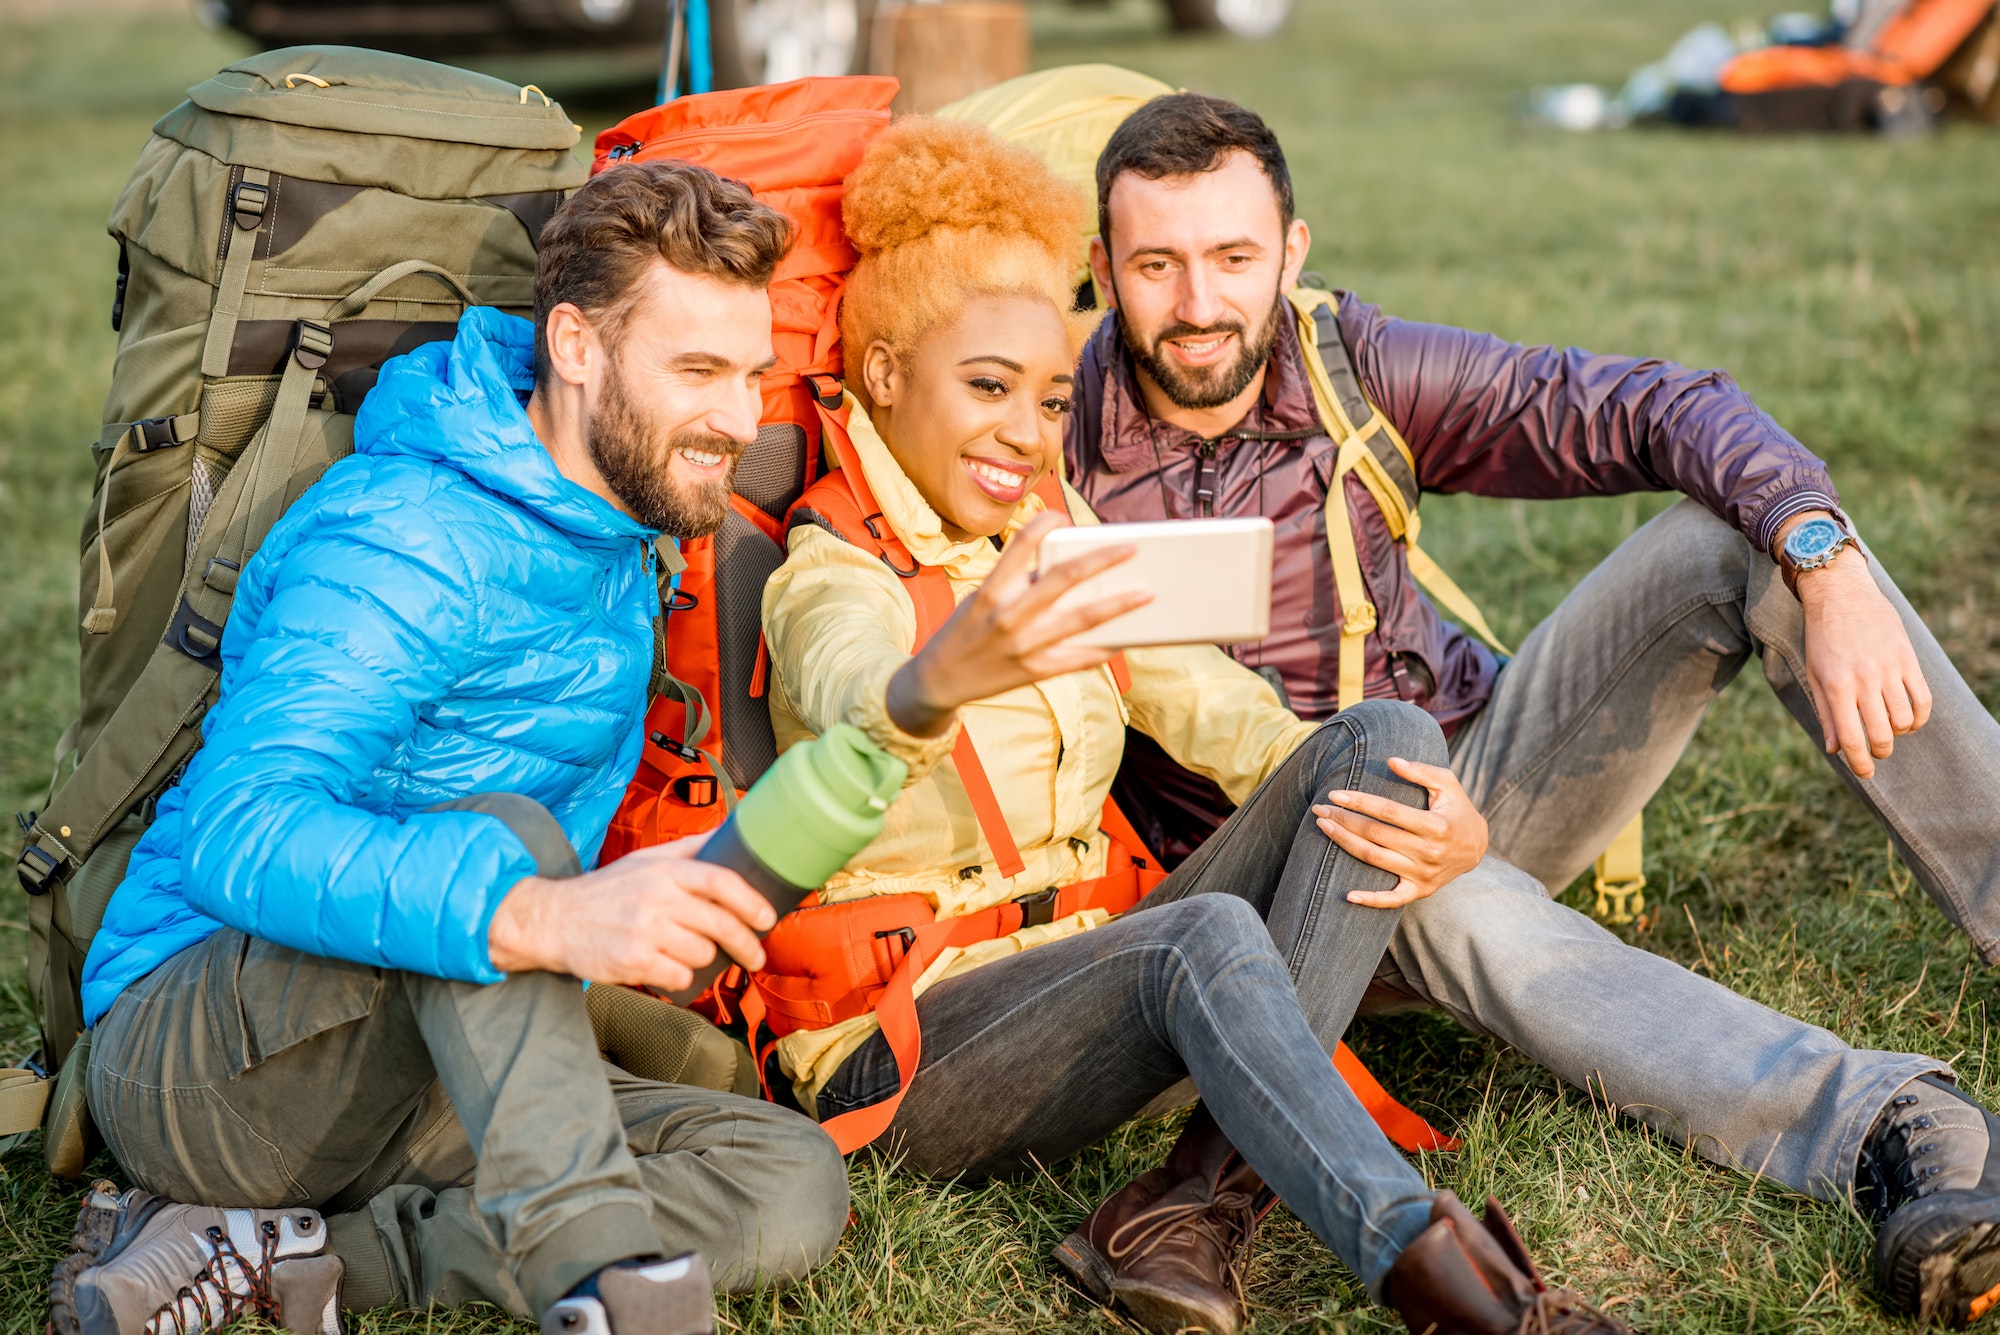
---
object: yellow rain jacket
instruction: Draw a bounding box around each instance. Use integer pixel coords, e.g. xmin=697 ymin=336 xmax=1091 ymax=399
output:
xmin=761 ymin=401 xmax=1318 ymax=1106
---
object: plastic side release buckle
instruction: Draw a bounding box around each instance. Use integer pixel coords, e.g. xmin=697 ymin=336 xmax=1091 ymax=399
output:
xmin=1593 ymin=872 xmax=1646 ymax=926
xmin=1012 ymin=886 xmax=1059 ymax=929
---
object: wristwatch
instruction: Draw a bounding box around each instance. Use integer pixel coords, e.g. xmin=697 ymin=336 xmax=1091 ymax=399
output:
xmin=1777 ymin=515 xmax=1858 ymax=598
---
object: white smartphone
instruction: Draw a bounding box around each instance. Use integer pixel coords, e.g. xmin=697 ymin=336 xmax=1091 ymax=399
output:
xmin=1037 ymin=517 xmax=1275 ymax=650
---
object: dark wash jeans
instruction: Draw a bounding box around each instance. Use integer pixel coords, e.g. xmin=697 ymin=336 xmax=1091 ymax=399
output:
xmin=818 ymin=700 xmax=1447 ymax=1295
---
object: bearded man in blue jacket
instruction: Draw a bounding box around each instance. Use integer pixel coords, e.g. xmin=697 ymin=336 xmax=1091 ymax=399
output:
xmin=51 ymin=162 xmax=849 ymax=1335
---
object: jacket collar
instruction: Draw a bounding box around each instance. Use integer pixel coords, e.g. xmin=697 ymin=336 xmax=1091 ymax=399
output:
xmin=1090 ymin=303 xmax=1322 ymax=475
xmin=355 ymin=307 xmax=658 ymax=555
xmin=844 ymin=395 xmax=1052 ymax=582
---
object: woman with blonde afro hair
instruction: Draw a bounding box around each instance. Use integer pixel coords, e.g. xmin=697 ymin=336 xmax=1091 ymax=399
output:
xmin=757 ymin=118 xmax=1547 ymax=1335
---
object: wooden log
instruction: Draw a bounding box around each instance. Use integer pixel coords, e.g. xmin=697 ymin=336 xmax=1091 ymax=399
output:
xmin=869 ymin=1 xmax=1030 ymax=115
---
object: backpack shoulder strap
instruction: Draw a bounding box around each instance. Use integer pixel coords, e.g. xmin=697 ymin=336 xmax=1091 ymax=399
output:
xmin=1286 ymin=287 xmax=1509 ymax=709
xmin=1290 ymin=286 xmax=1421 ymax=523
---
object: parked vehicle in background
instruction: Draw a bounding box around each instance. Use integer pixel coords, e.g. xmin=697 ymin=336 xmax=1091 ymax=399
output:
xmin=200 ymin=0 xmax=1292 ymax=87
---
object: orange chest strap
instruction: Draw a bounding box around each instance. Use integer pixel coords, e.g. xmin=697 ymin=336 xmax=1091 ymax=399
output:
xmin=786 ymin=405 xmax=1129 ymax=879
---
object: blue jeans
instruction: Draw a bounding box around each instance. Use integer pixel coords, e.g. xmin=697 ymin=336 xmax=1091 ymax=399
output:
xmin=818 ymin=700 xmax=1447 ymax=1295
xmin=1383 ymin=498 xmax=1970 ymax=1204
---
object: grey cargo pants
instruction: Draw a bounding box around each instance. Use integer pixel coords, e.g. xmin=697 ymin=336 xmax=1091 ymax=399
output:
xmin=1370 ymin=498 xmax=2000 ymax=1203
xmin=86 ymin=795 xmax=849 ymax=1319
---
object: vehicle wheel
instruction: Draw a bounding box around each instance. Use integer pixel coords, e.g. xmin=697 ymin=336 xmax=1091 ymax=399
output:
xmin=708 ymin=0 xmax=873 ymax=89
xmin=1164 ymin=0 xmax=1289 ymax=38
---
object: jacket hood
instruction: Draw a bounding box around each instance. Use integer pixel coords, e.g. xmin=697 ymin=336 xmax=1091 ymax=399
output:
xmin=356 ymin=307 xmax=657 ymax=552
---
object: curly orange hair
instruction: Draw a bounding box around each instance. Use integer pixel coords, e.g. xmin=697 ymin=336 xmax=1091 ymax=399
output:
xmin=840 ymin=117 xmax=1092 ymax=403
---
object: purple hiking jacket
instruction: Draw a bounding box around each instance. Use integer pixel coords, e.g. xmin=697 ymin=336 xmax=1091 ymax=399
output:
xmin=1066 ymin=291 xmax=1841 ymax=858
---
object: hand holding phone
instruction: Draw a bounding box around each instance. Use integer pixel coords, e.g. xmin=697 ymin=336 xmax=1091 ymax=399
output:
xmin=887 ymin=512 xmax=1151 ymax=737
xmin=1037 ymin=517 xmax=1274 ymax=649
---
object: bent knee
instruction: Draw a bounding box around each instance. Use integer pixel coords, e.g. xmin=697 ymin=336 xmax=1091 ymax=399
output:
xmin=1143 ymin=894 xmax=1282 ymax=977
xmin=710 ymin=1110 xmax=849 ymax=1291
xmin=1324 ymin=698 xmax=1448 ymax=771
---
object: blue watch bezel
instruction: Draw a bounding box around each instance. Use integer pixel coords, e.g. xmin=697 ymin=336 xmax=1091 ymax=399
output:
xmin=1783 ymin=516 xmax=1846 ymax=565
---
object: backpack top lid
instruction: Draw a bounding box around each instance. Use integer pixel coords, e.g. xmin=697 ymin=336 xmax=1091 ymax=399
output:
xmin=592 ymin=76 xmax=898 ymax=189
xmin=937 ymin=64 xmax=1176 ymax=259
xmin=185 ymin=45 xmax=583 ymax=151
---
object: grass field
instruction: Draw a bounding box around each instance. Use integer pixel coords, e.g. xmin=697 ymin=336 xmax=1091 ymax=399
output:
xmin=2 ymin=0 xmax=1999 ymax=1331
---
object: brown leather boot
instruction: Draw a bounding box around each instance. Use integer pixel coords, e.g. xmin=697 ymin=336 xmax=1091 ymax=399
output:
xmin=1385 ymin=1191 xmax=1640 ymax=1335
xmin=1053 ymin=1105 xmax=1275 ymax=1334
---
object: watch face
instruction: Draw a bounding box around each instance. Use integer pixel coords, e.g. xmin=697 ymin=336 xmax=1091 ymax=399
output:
xmin=1786 ymin=518 xmax=1844 ymax=562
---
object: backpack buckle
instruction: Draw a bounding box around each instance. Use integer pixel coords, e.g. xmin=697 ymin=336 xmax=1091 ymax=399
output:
xmin=670 ymin=774 xmax=718 ymax=807
xmin=648 ymin=730 xmax=701 ymax=763
xmin=16 ymin=842 xmax=61 ymax=896
xmin=806 ymin=374 xmax=844 ymax=410
xmin=1013 ymin=886 xmax=1059 ymax=928
xmin=231 ymin=179 xmax=269 ymax=231
xmin=129 ymin=415 xmax=193 ymax=453
xmin=162 ymin=593 xmax=225 ymax=667
xmin=290 ymin=320 xmax=333 ymax=371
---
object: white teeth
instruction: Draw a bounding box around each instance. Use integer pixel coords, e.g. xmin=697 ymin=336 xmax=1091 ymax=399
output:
xmin=1175 ymin=337 xmax=1227 ymax=355
xmin=680 ymin=450 xmax=724 ymax=467
xmin=968 ymin=461 xmax=1023 ymax=488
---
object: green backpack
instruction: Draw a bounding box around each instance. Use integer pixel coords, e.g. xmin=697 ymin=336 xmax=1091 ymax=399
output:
xmin=2 ymin=46 xmax=586 ymax=1170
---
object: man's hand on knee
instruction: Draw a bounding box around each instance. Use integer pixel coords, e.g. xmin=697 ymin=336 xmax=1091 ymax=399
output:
xmin=1794 ymin=544 xmax=1933 ymax=779
xmin=1311 ymin=757 xmax=1488 ymax=908
xmin=487 ymin=834 xmax=776 ymax=990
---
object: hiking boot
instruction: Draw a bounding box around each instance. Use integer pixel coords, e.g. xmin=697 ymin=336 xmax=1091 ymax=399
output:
xmin=1863 ymin=1075 xmax=2000 ymax=1327
xmin=1384 ymin=1191 xmax=1639 ymax=1335
xmin=540 ymin=1253 xmax=714 ymax=1335
xmin=1052 ymin=1105 xmax=1275 ymax=1334
xmin=48 ymin=1180 xmax=341 ymax=1335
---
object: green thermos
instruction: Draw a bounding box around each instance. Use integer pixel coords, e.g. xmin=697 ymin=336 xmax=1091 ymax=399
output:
xmin=666 ymin=724 xmax=906 ymax=1003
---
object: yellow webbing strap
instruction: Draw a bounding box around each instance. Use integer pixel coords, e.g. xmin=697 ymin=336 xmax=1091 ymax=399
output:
xmin=1287 ymin=288 xmax=1511 ymax=707
xmin=0 ymin=1066 xmax=51 ymax=1138
xmin=1593 ymin=812 xmax=1647 ymax=925
xmin=1289 ymin=287 xmax=1641 ymax=920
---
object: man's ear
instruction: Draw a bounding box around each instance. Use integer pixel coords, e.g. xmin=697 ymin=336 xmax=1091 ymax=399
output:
xmin=1280 ymin=216 xmax=1312 ymax=291
xmin=860 ymin=339 xmax=901 ymax=409
xmin=1088 ymin=237 xmax=1115 ymax=311
xmin=541 ymin=302 xmax=600 ymax=389
xmin=1280 ymin=218 xmax=1312 ymax=293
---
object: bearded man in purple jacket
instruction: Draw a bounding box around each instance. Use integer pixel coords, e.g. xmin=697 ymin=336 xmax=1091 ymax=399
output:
xmin=1068 ymin=92 xmax=2000 ymax=1328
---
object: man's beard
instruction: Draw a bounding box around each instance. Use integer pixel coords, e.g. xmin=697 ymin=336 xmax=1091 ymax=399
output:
xmin=587 ymin=362 xmax=744 ymax=539
xmin=1117 ymin=286 xmax=1286 ymax=412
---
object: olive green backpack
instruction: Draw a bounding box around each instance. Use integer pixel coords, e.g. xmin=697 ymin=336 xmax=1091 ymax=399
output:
xmin=1 ymin=46 xmax=587 ymax=1169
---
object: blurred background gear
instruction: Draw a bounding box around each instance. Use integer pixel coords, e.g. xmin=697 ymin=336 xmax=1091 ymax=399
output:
xmin=201 ymin=0 xmax=1292 ymax=88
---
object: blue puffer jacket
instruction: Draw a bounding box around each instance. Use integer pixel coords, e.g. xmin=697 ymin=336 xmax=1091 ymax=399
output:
xmin=81 ymin=309 xmax=660 ymax=1026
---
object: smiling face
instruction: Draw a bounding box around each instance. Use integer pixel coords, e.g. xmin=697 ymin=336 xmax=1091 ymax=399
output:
xmin=575 ymin=259 xmax=776 ymax=537
xmin=1089 ymin=149 xmax=1312 ymax=433
xmin=860 ymin=291 xmax=1077 ymax=542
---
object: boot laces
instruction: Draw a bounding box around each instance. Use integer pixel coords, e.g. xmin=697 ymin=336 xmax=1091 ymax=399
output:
xmin=146 ymin=1219 xmax=285 ymax=1335
xmin=1515 ymin=1287 xmax=1632 ymax=1335
xmin=1859 ymin=1089 xmax=1976 ymax=1222
xmin=1104 ymin=1186 xmax=1262 ymax=1303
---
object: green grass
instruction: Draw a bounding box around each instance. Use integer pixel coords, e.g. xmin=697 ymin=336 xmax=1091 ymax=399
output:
xmin=3 ymin=0 xmax=1999 ymax=1331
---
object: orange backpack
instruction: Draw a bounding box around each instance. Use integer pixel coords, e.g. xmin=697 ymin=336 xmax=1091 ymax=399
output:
xmin=1720 ymin=0 xmax=1995 ymax=93
xmin=592 ymin=76 xmax=898 ymax=860
xmin=590 ymin=79 xmax=1455 ymax=1158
